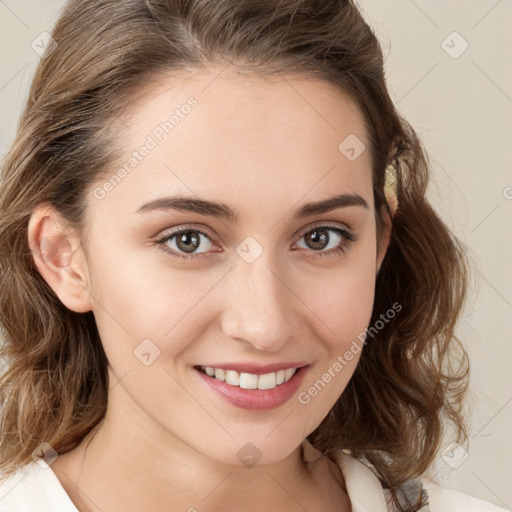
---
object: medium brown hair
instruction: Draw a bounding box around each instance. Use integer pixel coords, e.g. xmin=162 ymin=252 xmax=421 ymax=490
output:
xmin=0 ymin=1 xmax=470 ymax=510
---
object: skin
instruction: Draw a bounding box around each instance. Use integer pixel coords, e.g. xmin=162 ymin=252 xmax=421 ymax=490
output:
xmin=28 ymin=65 xmax=394 ymax=512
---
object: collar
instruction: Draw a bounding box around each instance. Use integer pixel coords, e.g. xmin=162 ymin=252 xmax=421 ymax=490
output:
xmin=301 ymin=438 xmax=390 ymax=512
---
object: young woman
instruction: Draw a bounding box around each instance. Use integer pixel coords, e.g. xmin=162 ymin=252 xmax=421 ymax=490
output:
xmin=0 ymin=1 xmax=507 ymax=511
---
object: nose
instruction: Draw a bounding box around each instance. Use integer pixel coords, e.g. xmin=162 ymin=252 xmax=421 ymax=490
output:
xmin=220 ymin=252 xmax=298 ymax=352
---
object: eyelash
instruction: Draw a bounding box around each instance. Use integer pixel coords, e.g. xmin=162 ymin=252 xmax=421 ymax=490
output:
xmin=154 ymin=224 xmax=357 ymax=261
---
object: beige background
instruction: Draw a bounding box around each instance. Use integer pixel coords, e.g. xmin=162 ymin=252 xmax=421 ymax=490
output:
xmin=0 ymin=0 xmax=511 ymax=508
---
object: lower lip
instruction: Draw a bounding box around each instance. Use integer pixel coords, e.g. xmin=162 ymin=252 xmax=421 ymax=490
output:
xmin=194 ymin=366 xmax=310 ymax=411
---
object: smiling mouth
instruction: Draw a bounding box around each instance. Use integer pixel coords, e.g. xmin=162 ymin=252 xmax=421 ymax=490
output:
xmin=194 ymin=365 xmax=305 ymax=390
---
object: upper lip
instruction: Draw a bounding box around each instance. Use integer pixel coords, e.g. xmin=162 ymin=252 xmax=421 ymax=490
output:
xmin=195 ymin=362 xmax=310 ymax=375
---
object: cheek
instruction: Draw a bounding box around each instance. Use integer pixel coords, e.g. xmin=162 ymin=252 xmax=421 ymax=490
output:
xmin=86 ymin=253 xmax=212 ymax=422
xmin=301 ymin=238 xmax=378 ymax=344
xmin=86 ymin=244 xmax=237 ymax=397
xmin=295 ymin=237 xmax=377 ymax=402
xmin=89 ymin=263 xmax=202 ymax=349
xmin=310 ymin=267 xmax=375 ymax=330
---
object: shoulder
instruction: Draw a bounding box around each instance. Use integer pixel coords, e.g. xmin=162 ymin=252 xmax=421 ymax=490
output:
xmin=418 ymin=476 xmax=510 ymax=512
xmin=0 ymin=461 xmax=78 ymax=511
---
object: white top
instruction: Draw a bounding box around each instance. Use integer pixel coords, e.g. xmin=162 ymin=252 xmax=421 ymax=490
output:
xmin=0 ymin=439 xmax=509 ymax=512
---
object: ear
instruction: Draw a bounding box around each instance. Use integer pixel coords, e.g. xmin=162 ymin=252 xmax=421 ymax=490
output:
xmin=27 ymin=204 xmax=93 ymax=313
xmin=376 ymin=189 xmax=398 ymax=274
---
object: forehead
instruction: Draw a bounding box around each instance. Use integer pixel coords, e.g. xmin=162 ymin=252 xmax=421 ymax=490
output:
xmin=90 ymin=66 xmax=373 ymax=222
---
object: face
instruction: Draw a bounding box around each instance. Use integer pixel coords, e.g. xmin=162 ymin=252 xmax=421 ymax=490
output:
xmin=40 ymin=66 xmax=390 ymax=467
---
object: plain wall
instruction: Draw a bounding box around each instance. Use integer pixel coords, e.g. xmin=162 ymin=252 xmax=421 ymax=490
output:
xmin=0 ymin=0 xmax=511 ymax=508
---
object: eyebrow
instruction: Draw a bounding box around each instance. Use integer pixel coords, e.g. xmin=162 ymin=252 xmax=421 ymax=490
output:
xmin=135 ymin=193 xmax=369 ymax=221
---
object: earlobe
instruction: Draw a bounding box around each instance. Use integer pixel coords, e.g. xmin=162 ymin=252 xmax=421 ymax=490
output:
xmin=27 ymin=204 xmax=93 ymax=313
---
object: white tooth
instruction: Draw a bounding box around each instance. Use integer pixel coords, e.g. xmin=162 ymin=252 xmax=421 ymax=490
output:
xmin=225 ymin=370 xmax=240 ymax=386
xmin=214 ymin=368 xmax=226 ymax=381
xmin=205 ymin=367 xmax=215 ymax=377
xmin=258 ymin=372 xmax=277 ymax=390
xmin=239 ymin=372 xmax=258 ymax=390
xmin=276 ymin=369 xmax=285 ymax=385
xmin=283 ymin=368 xmax=296 ymax=382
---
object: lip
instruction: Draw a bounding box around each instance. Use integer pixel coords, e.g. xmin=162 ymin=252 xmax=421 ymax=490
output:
xmin=194 ymin=364 xmax=310 ymax=411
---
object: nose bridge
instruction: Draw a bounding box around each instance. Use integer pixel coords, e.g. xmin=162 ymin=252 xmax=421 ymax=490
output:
xmin=220 ymin=245 xmax=295 ymax=351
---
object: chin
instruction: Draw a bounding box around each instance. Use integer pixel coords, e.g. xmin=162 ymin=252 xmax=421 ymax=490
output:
xmin=198 ymin=437 xmax=302 ymax=468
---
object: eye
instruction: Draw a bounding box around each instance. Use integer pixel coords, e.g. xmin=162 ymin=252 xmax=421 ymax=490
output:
xmin=294 ymin=224 xmax=356 ymax=259
xmin=155 ymin=224 xmax=356 ymax=261
xmin=155 ymin=226 xmax=216 ymax=261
